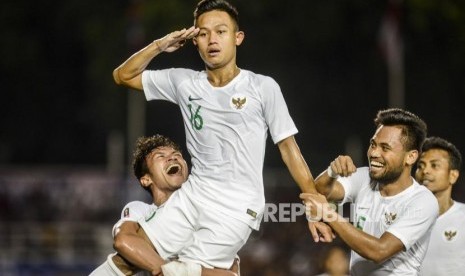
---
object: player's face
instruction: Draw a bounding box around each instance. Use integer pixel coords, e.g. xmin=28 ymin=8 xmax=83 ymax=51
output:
xmin=367 ymin=125 xmax=409 ymax=184
xmin=193 ymin=10 xmax=243 ymax=70
xmin=146 ymin=146 xmax=188 ymax=191
xmin=415 ymin=149 xmax=453 ymax=194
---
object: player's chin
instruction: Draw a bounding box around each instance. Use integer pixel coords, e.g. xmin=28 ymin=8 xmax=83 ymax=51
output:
xmin=168 ymin=176 xmax=186 ymax=188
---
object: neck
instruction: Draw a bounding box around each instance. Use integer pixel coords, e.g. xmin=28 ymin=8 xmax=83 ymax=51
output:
xmin=379 ymin=170 xmax=413 ymax=197
xmin=435 ymin=188 xmax=454 ymax=215
xmin=151 ymin=189 xmax=173 ymax=206
xmin=206 ymin=63 xmax=240 ymax=87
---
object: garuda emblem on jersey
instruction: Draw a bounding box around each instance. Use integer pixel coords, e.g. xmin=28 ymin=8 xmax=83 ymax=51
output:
xmin=230 ymin=94 xmax=247 ymax=110
xmin=384 ymin=212 xmax=397 ymax=225
xmin=443 ymin=228 xmax=458 ymax=242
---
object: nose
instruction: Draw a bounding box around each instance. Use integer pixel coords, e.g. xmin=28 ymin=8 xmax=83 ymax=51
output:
xmin=208 ymin=32 xmax=218 ymax=44
xmin=368 ymin=146 xmax=380 ymax=158
xmin=167 ymin=153 xmax=178 ymax=161
xmin=421 ymin=164 xmax=431 ymax=174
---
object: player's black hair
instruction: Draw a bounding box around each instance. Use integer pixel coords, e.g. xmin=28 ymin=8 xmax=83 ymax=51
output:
xmin=132 ymin=135 xmax=182 ymax=194
xmin=194 ymin=0 xmax=239 ymax=30
xmin=422 ymin=136 xmax=462 ymax=171
xmin=374 ymin=108 xmax=427 ymax=153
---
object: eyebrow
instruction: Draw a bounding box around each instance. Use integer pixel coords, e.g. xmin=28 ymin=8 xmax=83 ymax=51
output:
xmin=370 ymin=139 xmax=393 ymax=149
xmin=152 ymin=149 xmax=181 ymax=155
xmin=199 ymin=23 xmax=230 ymax=30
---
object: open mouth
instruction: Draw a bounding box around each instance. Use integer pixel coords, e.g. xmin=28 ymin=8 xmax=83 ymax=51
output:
xmin=370 ymin=160 xmax=384 ymax=169
xmin=166 ymin=164 xmax=182 ymax=175
xmin=420 ymin=179 xmax=433 ymax=185
xmin=208 ymin=48 xmax=220 ymax=56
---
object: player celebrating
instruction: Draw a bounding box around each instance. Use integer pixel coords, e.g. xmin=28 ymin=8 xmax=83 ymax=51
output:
xmin=113 ymin=0 xmax=331 ymax=274
xmin=301 ymin=108 xmax=439 ymax=275
xmin=89 ymin=135 xmax=239 ymax=276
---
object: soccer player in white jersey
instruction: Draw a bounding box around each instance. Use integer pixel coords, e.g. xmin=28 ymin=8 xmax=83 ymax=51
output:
xmin=301 ymin=108 xmax=439 ymax=275
xmin=89 ymin=135 xmax=239 ymax=276
xmin=113 ymin=0 xmax=332 ymax=274
xmin=415 ymin=136 xmax=465 ymax=276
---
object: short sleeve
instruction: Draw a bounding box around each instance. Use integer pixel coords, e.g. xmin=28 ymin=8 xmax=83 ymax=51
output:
xmin=142 ymin=68 xmax=195 ymax=104
xmin=112 ymin=201 xmax=155 ymax=237
xmin=260 ymin=76 xmax=298 ymax=143
xmin=338 ymin=167 xmax=370 ymax=204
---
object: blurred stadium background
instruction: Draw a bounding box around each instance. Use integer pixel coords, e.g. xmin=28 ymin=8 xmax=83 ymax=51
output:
xmin=1 ymin=0 xmax=465 ymax=275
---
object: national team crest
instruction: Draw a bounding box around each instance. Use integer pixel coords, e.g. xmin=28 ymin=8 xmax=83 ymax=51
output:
xmin=230 ymin=94 xmax=247 ymax=110
xmin=384 ymin=212 xmax=397 ymax=225
xmin=442 ymin=228 xmax=458 ymax=242
xmin=123 ymin=208 xmax=130 ymax=218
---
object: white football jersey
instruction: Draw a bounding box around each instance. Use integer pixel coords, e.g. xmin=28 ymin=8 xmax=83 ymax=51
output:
xmin=112 ymin=201 xmax=157 ymax=237
xmin=142 ymin=68 xmax=298 ymax=229
xmin=421 ymin=201 xmax=465 ymax=276
xmin=338 ymin=167 xmax=439 ymax=275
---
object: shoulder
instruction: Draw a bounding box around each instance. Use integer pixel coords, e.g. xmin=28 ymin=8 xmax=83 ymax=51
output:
xmin=144 ymin=68 xmax=200 ymax=81
xmin=413 ymin=182 xmax=437 ymax=201
xmin=240 ymin=69 xmax=278 ymax=87
xmin=340 ymin=167 xmax=371 ymax=184
xmin=453 ymin=201 xmax=465 ymax=214
xmin=122 ymin=200 xmax=151 ymax=209
xmin=407 ymin=182 xmax=439 ymax=214
xmin=121 ymin=200 xmax=156 ymax=214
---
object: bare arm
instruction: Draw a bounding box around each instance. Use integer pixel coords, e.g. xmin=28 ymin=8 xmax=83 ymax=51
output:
xmin=314 ymin=155 xmax=356 ymax=202
xmin=114 ymin=221 xmax=239 ymax=276
xmin=113 ymin=26 xmax=199 ymax=90
xmin=277 ymin=136 xmax=316 ymax=193
xmin=278 ymin=136 xmax=335 ymax=242
xmin=113 ymin=221 xmax=164 ymax=275
xmin=302 ymin=193 xmax=405 ymax=264
xmin=202 ymin=257 xmax=240 ymax=276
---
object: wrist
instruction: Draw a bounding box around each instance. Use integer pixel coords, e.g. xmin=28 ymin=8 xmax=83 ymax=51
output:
xmin=327 ymin=165 xmax=339 ymax=178
xmin=153 ymin=39 xmax=164 ymax=52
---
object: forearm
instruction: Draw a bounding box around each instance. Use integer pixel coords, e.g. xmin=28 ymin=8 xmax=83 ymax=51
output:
xmin=315 ymin=172 xmax=342 ymax=201
xmin=326 ymin=210 xmax=396 ymax=263
xmin=113 ymin=40 xmax=163 ymax=87
xmin=279 ymin=136 xmax=317 ymax=193
xmin=202 ymin=268 xmax=237 ymax=276
xmin=111 ymin=253 xmax=141 ymax=275
xmin=202 ymin=257 xmax=240 ymax=276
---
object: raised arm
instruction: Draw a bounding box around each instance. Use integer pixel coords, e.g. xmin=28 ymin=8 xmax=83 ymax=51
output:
xmin=112 ymin=26 xmax=199 ymax=90
xmin=313 ymin=155 xmax=356 ymax=202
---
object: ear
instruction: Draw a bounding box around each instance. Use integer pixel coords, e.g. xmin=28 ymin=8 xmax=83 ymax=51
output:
xmin=140 ymin=174 xmax=152 ymax=188
xmin=192 ymin=36 xmax=198 ymax=46
xmin=235 ymin=31 xmax=244 ymax=46
xmin=449 ymin=169 xmax=460 ymax=185
xmin=406 ymin=150 xmax=419 ymax=166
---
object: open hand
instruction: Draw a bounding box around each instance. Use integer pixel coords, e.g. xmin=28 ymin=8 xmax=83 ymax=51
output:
xmin=156 ymin=26 xmax=199 ymax=53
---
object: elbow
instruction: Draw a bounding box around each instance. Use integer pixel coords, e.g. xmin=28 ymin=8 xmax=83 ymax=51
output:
xmin=363 ymin=248 xmax=391 ymax=265
xmin=371 ymin=255 xmax=388 ymax=265
xmin=113 ymin=234 xmax=128 ymax=253
xmin=314 ymin=180 xmax=332 ymax=197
